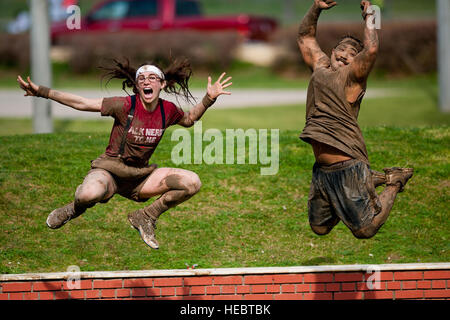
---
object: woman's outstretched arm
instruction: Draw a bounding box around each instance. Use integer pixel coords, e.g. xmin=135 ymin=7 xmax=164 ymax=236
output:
xmin=177 ymin=72 xmax=232 ymax=128
xmin=17 ymin=75 xmax=103 ymax=112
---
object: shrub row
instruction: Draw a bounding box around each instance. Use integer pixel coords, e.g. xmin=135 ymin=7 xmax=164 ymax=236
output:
xmin=56 ymin=30 xmax=241 ymax=74
xmin=0 ymin=20 xmax=436 ymax=76
xmin=0 ymin=33 xmax=29 ymax=72
xmin=0 ymin=30 xmax=241 ymax=74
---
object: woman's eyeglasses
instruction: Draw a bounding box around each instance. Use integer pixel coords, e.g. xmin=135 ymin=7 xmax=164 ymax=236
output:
xmin=137 ymin=75 xmax=161 ymax=83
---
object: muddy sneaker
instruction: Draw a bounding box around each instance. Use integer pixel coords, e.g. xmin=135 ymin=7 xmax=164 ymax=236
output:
xmin=383 ymin=167 xmax=414 ymax=192
xmin=128 ymin=209 xmax=159 ymax=249
xmin=46 ymin=202 xmax=76 ymax=229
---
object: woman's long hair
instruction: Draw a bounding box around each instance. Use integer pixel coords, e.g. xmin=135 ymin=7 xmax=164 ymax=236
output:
xmin=100 ymin=57 xmax=195 ymax=104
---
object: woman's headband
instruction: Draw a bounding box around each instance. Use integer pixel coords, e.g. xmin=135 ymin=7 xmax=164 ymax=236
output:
xmin=135 ymin=65 xmax=165 ymax=80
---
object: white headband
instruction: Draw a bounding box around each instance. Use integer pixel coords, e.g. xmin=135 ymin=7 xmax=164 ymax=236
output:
xmin=135 ymin=65 xmax=165 ymax=80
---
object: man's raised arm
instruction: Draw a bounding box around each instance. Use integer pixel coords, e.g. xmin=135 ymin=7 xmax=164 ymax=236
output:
xmin=297 ymin=0 xmax=336 ymax=71
xmin=349 ymin=0 xmax=380 ymax=83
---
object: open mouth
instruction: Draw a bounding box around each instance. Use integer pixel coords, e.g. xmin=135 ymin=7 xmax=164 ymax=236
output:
xmin=143 ymin=88 xmax=153 ymax=98
xmin=336 ymin=58 xmax=348 ymax=65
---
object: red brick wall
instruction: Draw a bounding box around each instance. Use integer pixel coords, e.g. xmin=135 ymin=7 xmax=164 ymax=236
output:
xmin=1 ymin=266 xmax=449 ymax=300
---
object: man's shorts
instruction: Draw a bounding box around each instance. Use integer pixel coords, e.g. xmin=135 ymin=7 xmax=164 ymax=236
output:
xmin=308 ymin=159 xmax=382 ymax=232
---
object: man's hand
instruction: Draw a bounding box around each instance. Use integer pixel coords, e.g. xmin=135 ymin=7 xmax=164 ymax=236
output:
xmin=360 ymin=0 xmax=373 ymax=20
xmin=314 ymin=0 xmax=337 ymax=10
xmin=207 ymin=72 xmax=232 ymax=100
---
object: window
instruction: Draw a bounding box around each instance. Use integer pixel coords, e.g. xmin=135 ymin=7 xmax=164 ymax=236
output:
xmin=90 ymin=1 xmax=129 ymax=21
xmin=176 ymin=0 xmax=201 ymax=17
xmin=127 ymin=0 xmax=158 ymax=17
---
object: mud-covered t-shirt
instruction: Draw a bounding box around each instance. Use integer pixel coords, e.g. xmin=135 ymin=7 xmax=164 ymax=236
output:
xmin=101 ymin=95 xmax=184 ymax=166
xmin=299 ymin=66 xmax=369 ymax=165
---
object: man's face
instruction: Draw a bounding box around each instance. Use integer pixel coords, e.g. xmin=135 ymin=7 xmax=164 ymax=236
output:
xmin=331 ymin=40 xmax=359 ymax=69
xmin=136 ymin=71 xmax=166 ymax=105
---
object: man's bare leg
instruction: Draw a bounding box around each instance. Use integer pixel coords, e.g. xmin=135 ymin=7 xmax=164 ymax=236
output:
xmin=353 ymin=167 xmax=413 ymax=239
xmin=310 ymin=216 xmax=340 ymax=236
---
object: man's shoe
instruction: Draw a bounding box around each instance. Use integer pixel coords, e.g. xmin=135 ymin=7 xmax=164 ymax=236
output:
xmin=128 ymin=209 xmax=159 ymax=249
xmin=383 ymin=167 xmax=414 ymax=192
xmin=46 ymin=202 xmax=76 ymax=229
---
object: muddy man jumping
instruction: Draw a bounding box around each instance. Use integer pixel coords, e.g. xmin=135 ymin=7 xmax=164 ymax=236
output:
xmin=298 ymin=0 xmax=413 ymax=239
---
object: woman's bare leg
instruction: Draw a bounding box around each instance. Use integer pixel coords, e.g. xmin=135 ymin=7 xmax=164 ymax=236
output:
xmin=128 ymin=168 xmax=202 ymax=249
xmin=46 ymin=169 xmax=117 ymax=229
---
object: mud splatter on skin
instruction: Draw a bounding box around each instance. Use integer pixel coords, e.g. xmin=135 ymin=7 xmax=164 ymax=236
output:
xmin=74 ymin=169 xmax=116 ymax=211
xmin=165 ymin=174 xmax=187 ymax=190
xmin=143 ymin=174 xmax=201 ymax=220
xmin=91 ymin=155 xmax=157 ymax=179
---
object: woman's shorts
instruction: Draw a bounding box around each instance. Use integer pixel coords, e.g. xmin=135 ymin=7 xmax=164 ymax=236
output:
xmin=308 ymin=159 xmax=382 ymax=232
xmin=87 ymin=154 xmax=156 ymax=202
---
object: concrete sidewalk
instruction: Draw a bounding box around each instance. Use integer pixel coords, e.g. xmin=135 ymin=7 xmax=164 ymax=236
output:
xmin=0 ymin=88 xmax=393 ymax=119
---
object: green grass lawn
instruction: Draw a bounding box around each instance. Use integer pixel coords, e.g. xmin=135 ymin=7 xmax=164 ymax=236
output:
xmin=0 ymin=71 xmax=448 ymax=136
xmin=1 ymin=67 xmax=449 ymax=274
xmin=0 ymin=125 xmax=448 ymax=274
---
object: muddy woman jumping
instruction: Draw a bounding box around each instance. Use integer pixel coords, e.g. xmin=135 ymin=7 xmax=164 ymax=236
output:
xmin=17 ymin=58 xmax=232 ymax=249
xmin=298 ymin=0 xmax=413 ymax=239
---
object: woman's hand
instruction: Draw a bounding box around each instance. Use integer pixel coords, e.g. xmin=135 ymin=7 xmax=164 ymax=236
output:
xmin=17 ymin=75 xmax=39 ymax=97
xmin=17 ymin=74 xmax=102 ymax=112
xmin=206 ymin=72 xmax=232 ymax=99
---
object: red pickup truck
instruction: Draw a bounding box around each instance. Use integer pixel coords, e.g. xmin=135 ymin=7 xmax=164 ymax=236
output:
xmin=51 ymin=0 xmax=278 ymax=42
